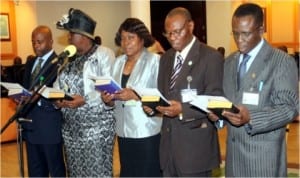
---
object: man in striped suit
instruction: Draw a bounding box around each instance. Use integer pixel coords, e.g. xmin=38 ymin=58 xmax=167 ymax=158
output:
xmin=209 ymin=3 xmax=298 ymax=177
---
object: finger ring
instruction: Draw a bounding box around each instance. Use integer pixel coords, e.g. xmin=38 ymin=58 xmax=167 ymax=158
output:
xmin=149 ymin=111 xmax=154 ymax=116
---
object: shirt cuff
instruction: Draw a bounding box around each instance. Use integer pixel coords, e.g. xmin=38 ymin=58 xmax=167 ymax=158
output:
xmin=215 ymin=119 xmax=224 ymax=129
xmin=244 ymin=123 xmax=252 ymax=134
xmin=104 ymin=103 xmax=115 ymax=110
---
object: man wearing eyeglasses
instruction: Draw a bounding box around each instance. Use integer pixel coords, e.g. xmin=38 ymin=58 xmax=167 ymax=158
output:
xmin=208 ymin=3 xmax=298 ymax=177
xmin=155 ymin=7 xmax=224 ymax=177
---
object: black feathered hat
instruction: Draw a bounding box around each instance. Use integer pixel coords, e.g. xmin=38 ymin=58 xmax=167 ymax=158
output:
xmin=56 ymin=8 xmax=96 ymax=39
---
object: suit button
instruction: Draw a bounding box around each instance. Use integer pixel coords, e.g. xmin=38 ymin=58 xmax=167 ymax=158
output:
xmin=166 ymin=128 xmax=170 ymax=132
xmin=232 ymin=137 xmax=235 ymax=142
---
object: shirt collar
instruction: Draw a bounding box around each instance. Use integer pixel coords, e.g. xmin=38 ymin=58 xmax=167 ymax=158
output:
xmin=239 ymin=38 xmax=264 ymax=67
xmin=40 ymin=49 xmax=54 ymax=61
xmin=247 ymin=38 xmax=264 ymax=59
xmin=176 ymin=36 xmax=196 ymax=60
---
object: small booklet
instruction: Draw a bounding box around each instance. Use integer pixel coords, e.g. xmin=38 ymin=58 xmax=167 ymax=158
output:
xmin=190 ymin=95 xmax=239 ymax=118
xmin=90 ymin=76 xmax=122 ymax=94
xmin=39 ymin=86 xmax=74 ymax=101
xmin=0 ymin=82 xmax=31 ymax=101
xmin=133 ymin=87 xmax=170 ymax=111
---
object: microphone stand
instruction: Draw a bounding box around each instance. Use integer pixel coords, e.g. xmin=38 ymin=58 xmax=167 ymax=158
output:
xmin=0 ymin=56 xmax=69 ymax=177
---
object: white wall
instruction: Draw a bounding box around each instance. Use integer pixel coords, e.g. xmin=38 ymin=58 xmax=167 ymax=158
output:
xmin=15 ymin=1 xmax=38 ymax=59
xmin=206 ymin=1 xmax=232 ymax=57
xmin=36 ymin=1 xmax=131 ymax=54
xmin=10 ymin=1 xmax=234 ymax=65
xmin=7 ymin=0 xmax=130 ymax=66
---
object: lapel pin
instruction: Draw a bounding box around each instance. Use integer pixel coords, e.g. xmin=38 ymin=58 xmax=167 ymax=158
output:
xmin=187 ymin=76 xmax=192 ymax=89
xmin=188 ymin=61 xmax=192 ymax=66
xmin=251 ymin=73 xmax=256 ymax=79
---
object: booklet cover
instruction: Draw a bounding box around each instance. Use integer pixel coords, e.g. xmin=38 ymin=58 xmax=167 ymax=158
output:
xmin=90 ymin=76 xmax=122 ymax=94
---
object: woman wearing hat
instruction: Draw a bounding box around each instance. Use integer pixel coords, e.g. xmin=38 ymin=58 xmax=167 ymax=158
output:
xmin=101 ymin=18 xmax=162 ymax=177
xmin=54 ymin=8 xmax=116 ymax=177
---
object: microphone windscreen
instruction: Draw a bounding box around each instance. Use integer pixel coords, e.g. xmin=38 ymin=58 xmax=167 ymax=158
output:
xmin=64 ymin=45 xmax=77 ymax=57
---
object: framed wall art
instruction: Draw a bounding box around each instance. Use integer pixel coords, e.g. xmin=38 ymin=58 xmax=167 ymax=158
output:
xmin=1 ymin=1 xmax=17 ymax=60
xmin=0 ymin=13 xmax=11 ymax=41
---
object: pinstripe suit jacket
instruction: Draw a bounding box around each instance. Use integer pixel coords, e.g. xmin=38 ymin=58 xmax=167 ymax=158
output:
xmin=223 ymin=40 xmax=299 ymax=177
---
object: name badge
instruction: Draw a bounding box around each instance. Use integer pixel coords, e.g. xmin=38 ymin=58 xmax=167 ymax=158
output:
xmin=242 ymin=92 xmax=259 ymax=105
xmin=181 ymin=89 xmax=197 ymax=103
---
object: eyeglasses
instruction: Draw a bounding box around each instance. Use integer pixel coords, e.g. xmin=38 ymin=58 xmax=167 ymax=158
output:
xmin=163 ymin=21 xmax=188 ymax=38
xmin=232 ymin=26 xmax=260 ymax=39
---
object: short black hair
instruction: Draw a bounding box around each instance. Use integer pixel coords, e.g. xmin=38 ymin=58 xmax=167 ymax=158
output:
xmin=166 ymin=7 xmax=192 ymax=22
xmin=115 ymin=18 xmax=155 ymax=48
xmin=233 ymin=3 xmax=264 ymax=27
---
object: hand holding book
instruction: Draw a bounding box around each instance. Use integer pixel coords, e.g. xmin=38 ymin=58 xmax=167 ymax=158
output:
xmin=190 ymin=95 xmax=239 ymax=119
xmin=90 ymin=76 xmax=122 ymax=94
xmin=132 ymin=87 xmax=170 ymax=112
xmin=207 ymin=98 xmax=240 ymax=118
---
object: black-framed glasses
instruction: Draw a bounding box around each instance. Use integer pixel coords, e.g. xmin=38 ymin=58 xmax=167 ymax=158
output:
xmin=162 ymin=21 xmax=188 ymax=38
xmin=231 ymin=26 xmax=261 ymax=39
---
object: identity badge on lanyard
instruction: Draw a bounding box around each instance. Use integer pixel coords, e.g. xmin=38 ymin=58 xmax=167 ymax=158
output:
xmin=242 ymin=80 xmax=263 ymax=106
xmin=181 ymin=75 xmax=197 ymax=103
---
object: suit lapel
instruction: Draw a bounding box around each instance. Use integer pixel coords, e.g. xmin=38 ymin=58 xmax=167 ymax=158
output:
xmin=225 ymin=52 xmax=241 ymax=101
xmin=165 ymin=52 xmax=176 ymax=91
xmin=173 ymin=40 xmax=201 ymax=89
xmin=241 ymin=41 xmax=271 ymax=91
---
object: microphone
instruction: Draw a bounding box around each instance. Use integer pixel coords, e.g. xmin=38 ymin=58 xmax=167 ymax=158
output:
xmin=51 ymin=45 xmax=77 ymax=64
xmin=29 ymin=45 xmax=77 ymax=90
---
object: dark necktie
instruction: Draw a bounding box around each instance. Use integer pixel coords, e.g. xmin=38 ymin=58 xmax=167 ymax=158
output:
xmin=237 ymin=54 xmax=250 ymax=89
xmin=169 ymin=54 xmax=183 ymax=90
xmin=31 ymin=58 xmax=43 ymax=84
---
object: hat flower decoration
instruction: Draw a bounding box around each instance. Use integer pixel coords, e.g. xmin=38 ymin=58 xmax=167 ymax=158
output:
xmin=56 ymin=8 xmax=96 ymax=39
xmin=57 ymin=14 xmax=70 ymax=28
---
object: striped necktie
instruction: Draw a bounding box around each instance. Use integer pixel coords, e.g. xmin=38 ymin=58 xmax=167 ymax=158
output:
xmin=237 ymin=53 xmax=250 ymax=89
xmin=31 ymin=58 xmax=43 ymax=84
xmin=169 ymin=54 xmax=183 ymax=90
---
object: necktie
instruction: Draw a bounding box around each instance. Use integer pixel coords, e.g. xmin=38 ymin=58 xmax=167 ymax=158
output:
xmin=169 ymin=54 xmax=183 ymax=90
xmin=237 ymin=54 xmax=250 ymax=89
xmin=31 ymin=58 xmax=43 ymax=84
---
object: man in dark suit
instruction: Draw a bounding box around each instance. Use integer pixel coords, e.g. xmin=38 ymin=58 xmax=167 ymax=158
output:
xmin=155 ymin=7 xmax=224 ymax=177
xmin=22 ymin=25 xmax=66 ymax=177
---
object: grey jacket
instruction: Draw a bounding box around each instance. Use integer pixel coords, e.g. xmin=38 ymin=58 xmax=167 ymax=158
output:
xmin=223 ymin=40 xmax=299 ymax=177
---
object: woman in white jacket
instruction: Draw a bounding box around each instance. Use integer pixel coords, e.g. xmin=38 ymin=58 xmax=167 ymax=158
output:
xmin=102 ymin=18 xmax=162 ymax=177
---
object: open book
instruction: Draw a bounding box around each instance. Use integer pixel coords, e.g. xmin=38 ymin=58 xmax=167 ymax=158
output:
xmin=0 ymin=82 xmax=31 ymax=101
xmin=133 ymin=87 xmax=170 ymax=111
xmin=90 ymin=76 xmax=122 ymax=94
xmin=1 ymin=82 xmax=73 ymax=101
xmin=190 ymin=95 xmax=239 ymax=118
